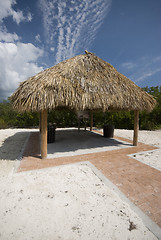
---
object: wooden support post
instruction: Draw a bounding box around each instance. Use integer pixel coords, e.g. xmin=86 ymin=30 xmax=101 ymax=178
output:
xmin=90 ymin=110 xmax=93 ymax=131
xmin=78 ymin=118 xmax=80 ymax=131
xmin=133 ymin=110 xmax=139 ymax=146
xmin=39 ymin=112 xmax=41 ymax=132
xmin=41 ymin=109 xmax=47 ymax=159
xmin=84 ymin=120 xmax=87 ymax=131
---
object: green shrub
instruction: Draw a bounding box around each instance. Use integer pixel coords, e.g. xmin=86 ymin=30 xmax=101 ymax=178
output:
xmin=0 ymin=118 xmax=8 ymax=129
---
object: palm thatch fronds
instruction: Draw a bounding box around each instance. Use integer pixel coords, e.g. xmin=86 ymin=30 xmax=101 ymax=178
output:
xmin=11 ymin=51 xmax=156 ymax=112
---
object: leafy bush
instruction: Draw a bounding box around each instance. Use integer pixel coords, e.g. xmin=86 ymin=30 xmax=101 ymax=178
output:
xmin=0 ymin=118 xmax=8 ymax=129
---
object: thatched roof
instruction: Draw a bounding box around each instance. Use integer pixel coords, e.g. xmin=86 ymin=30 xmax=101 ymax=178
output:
xmin=11 ymin=51 xmax=156 ymax=112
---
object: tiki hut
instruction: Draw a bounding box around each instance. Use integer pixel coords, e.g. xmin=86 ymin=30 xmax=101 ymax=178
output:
xmin=11 ymin=51 xmax=156 ymax=159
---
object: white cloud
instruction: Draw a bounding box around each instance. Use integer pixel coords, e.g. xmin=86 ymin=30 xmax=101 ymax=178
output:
xmin=27 ymin=12 xmax=32 ymax=22
xmin=50 ymin=47 xmax=55 ymax=52
xmin=0 ymin=0 xmax=32 ymax=24
xmin=0 ymin=42 xmax=44 ymax=100
xmin=0 ymin=26 xmax=19 ymax=42
xmin=10 ymin=8 xmax=25 ymax=24
xmin=0 ymin=0 xmax=32 ymax=42
xmin=0 ymin=0 xmax=44 ymax=101
xmin=39 ymin=0 xmax=111 ymax=64
xmin=0 ymin=0 xmax=15 ymax=21
xmin=35 ymin=34 xmax=41 ymax=43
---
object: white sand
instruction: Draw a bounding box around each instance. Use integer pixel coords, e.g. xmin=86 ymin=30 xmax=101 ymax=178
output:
xmin=0 ymin=128 xmax=160 ymax=240
xmin=115 ymin=129 xmax=161 ymax=171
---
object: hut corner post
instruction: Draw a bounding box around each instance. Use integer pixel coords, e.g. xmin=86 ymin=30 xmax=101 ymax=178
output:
xmin=133 ymin=110 xmax=139 ymax=146
xmin=90 ymin=110 xmax=93 ymax=131
xmin=41 ymin=109 xmax=47 ymax=159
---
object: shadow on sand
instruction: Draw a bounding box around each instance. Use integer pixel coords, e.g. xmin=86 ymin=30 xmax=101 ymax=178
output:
xmin=0 ymin=132 xmax=30 ymax=161
xmin=22 ymin=131 xmax=41 ymax=159
xmin=2 ymin=129 xmax=132 ymax=160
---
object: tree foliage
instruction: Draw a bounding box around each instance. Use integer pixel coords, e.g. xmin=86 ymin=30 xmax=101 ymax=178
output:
xmin=139 ymin=86 xmax=161 ymax=129
xmin=0 ymin=100 xmax=39 ymax=129
xmin=0 ymin=86 xmax=161 ymax=130
xmin=94 ymin=86 xmax=161 ymax=130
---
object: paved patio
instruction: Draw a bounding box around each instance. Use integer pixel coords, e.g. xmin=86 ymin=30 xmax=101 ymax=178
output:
xmin=18 ymin=129 xmax=161 ymax=228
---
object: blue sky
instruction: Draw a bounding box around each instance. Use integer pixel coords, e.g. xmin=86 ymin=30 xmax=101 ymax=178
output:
xmin=0 ymin=0 xmax=161 ymax=101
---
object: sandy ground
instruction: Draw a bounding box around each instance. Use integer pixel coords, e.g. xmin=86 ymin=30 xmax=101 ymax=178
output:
xmin=0 ymin=128 xmax=160 ymax=240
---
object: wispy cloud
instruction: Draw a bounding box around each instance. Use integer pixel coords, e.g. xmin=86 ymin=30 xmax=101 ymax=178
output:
xmin=121 ymin=62 xmax=137 ymax=70
xmin=35 ymin=34 xmax=41 ymax=43
xmin=152 ymin=55 xmax=161 ymax=63
xmin=39 ymin=0 xmax=111 ymax=64
xmin=121 ymin=55 xmax=161 ymax=85
xmin=134 ymin=67 xmax=161 ymax=83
